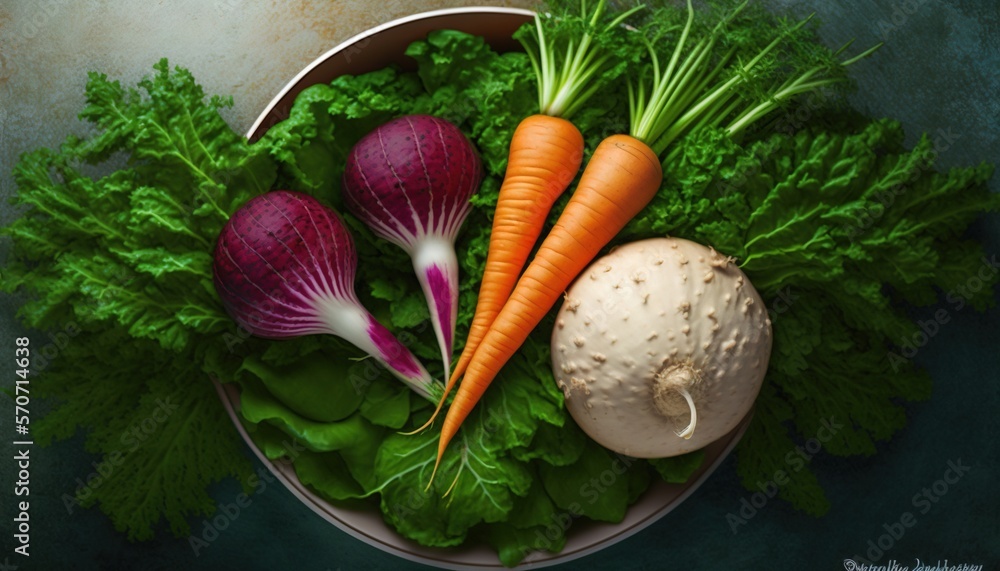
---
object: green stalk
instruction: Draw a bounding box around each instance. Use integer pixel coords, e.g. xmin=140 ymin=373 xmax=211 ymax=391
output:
xmin=630 ymin=0 xmax=748 ymax=148
xmin=628 ymin=0 xmax=880 ymax=162
xmin=520 ymin=0 xmax=644 ymax=120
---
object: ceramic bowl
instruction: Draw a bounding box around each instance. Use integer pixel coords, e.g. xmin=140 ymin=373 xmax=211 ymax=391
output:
xmin=219 ymin=7 xmax=753 ymax=569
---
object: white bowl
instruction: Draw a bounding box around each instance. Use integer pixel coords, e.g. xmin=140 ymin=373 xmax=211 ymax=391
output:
xmin=219 ymin=7 xmax=753 ymax=569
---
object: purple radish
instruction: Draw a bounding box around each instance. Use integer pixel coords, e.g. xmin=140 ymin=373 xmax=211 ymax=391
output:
xmin=212 ymin=190 xmax=440 ymax=400
xmin=342 ymin=114 xmax=482 ymax=375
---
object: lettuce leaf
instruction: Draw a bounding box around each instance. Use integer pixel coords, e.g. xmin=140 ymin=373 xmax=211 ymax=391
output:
xmin=368 ymin=344 xmax=563 ymax=547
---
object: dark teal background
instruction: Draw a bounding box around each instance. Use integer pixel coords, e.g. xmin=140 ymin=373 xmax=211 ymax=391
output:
xmin=2 ymin=0 xmax=998 ymax=569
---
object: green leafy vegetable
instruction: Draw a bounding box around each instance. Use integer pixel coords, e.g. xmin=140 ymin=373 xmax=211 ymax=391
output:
xmin=627 ymin=0 xmax=880 ymax=157
xmin=649 ymin=450 xmax=706 ymax=484
xmin=1 ymin=60 xmax=282 ymax=539
xmin=359 ymin=376 xmax=411 ymax=429
xmin=294 ymin=450 xmax=367 ymax=502
xmin=34 ymin=330 xmax=251 ymax=540
xmin=359 ymin=347 xmax=569 ymax=547
xmin=238 ymin=352 xmax=365 ymax=423
xmin=540 ymin=439 xmax=650 ymax=522
xmin=515 ymin=0 xmax=642 ymax=119
xmin=478 ymin=479 xmax=568 ymax=566
xmin=2 ymin=2 xmax=997 ymax=567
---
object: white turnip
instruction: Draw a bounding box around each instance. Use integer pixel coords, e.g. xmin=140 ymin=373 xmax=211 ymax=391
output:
xmin=551 ymin=237 xmax=772 ymax=457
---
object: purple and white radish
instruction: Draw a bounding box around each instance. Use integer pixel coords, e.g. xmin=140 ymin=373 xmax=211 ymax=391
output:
xmin=212 ymin=190 xmax=440 ymax=400
xmin=342 ymin=114 xmax=482 ymax=374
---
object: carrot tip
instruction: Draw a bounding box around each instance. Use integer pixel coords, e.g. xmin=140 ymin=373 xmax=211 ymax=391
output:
xmin=425 ymin=451 xmax=445 ymax=492
xmin=404 ymin=382 xmax=453 ymax=437
xmin=442 ymin=466 xmax=462 ymax=498
xmin=398 ymin=416 xmax=435 ymax=436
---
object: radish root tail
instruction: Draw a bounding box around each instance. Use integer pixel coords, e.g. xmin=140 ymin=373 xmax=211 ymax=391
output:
xmin=652 ymin=362 xmax=701 ymax=440
xmin=673 ymin=387 xmax=697 ymax=439
xmin=401 ymin=396 xmax=448 ymax=436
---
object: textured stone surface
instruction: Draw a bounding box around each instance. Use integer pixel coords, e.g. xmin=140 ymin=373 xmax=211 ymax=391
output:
xmin=0 ymin=0 xmax=997 ymax=568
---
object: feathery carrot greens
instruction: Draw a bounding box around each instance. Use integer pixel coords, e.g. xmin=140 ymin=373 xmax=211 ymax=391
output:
xmin=519 ymin=0 xmax=642 ymax=119
xmin=628 ymin=0 xmax=882 ymax=156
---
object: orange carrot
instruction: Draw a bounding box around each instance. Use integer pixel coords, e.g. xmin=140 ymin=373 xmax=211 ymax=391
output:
xmin=422 ymin=116 xmax=582 ymax=419
xmin=410 ymin=117 xmax=581 ymax=436
xmin=411 ymin=0 xmax=642 ymax=437
xmin=452 ymin=116 xmax=582 ymax=380
xmin=431 ymin=135 xmax=662 ymax=478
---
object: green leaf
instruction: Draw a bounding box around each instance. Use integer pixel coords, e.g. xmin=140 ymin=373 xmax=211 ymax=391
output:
xmin=238 ymin=352 xmax=366 ymax=423
xmin=479 ymin=521 xmax=566 ymax=568
xmin=239 ymin=379 xmax=373 ymax=453
xmin=34 ymin=331 xmax=253 ymax=540
xmin=294 ymin=450 xmax=366 ymax=501
xmin=389 ymin=293 xmax=431 ymax=329
xmin=366 ymin=346 xmax=567 ymax=547
xmin=649 ymin=450 xmax=706 ymax=484
xmin=511 ymin=419 xmax=586 ymax=466
xmin=372 ymin=430 xmax=532 ymax=548
xmin=735 ymin=383 xmax=829 ymax=516
xmin=539 ymin=439 xmax=647 ymax=523
xmin=244 ymin=420 xmax=301 ymax=461
xmin=359 ymin=375 xmax=411 ymax=429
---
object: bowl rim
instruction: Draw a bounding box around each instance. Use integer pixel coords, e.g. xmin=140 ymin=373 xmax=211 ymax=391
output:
xmin=245 ymin=6 xmax=535 ymax=140
xmin=232 ymin=6 xmax=753 ymax=569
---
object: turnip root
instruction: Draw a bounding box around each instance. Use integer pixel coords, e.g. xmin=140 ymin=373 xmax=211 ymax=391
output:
xmin=550 ymin=237 xmax=772 ymax=457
